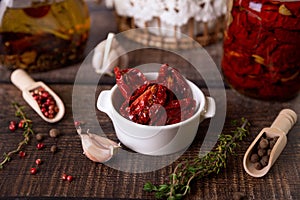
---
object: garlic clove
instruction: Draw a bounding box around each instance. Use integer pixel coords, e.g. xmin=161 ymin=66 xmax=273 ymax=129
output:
xmin=81 ymin=136 xmax=114 ymax=162
xmin=86 ymin=130 xmax=119 ymax=149
xmin=77 ymin=127 xmax=120 ymax=163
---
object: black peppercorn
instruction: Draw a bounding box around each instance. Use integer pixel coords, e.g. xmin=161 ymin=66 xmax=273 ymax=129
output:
xmin=249 ymin=135 xmax=280 ymax=170
xmin=257 ymin=148 xmax=266 ymax=157
xmin=250 ymin=153 xmax=259 ymax=163
xmin=49 ymin=128 xmax=60 ymax=138
xmin=269 ymin=140 xmax=275 ymax=149
xmin=260 ymin=156 xmax=269 ymax=167
xmin=35 ymin=133 xmax=44 ymax=141
xmin=267 ymin=149 xmax=272 ymax=156
xmin=254 ymin=162 xmax=262 ymax=170
xmin=259 ymin=138 xmax=269 ymax=149
xmin=50 ymin=145 xmax=57 ymax=153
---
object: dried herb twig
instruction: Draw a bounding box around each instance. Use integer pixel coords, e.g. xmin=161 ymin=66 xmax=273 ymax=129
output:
xmin=0 ymin=103 xmax=35 ymax=169
xmin=144 ymin=118 xmax=250 ymax=200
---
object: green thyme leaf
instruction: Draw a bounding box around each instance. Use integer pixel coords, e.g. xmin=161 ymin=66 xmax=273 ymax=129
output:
xmin=144 ymin=118 xmax=250 ymax=199
xmin=0 ymin=103 xmax=35 ymax=169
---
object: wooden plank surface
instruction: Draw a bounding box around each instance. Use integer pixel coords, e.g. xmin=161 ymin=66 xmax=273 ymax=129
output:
xmin=0 ymin=83 xmax=299 ymax=199
xmin=0 ymin=1 xmax=299 ymax=200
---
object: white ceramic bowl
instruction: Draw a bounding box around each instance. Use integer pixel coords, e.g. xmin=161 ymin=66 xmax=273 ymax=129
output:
xmin=97 ymin=73 xmax=215 ymax=155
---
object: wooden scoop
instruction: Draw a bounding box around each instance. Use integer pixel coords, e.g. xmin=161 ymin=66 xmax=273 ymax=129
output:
xmin=243 ymin=109 xmax=297 ymax=177
xmin=10 ymin=69 xmax=65 ymax=123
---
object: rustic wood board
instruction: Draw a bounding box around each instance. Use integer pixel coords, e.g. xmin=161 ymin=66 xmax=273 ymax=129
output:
xmin=0 ymin=84 xmax=299 ymax=199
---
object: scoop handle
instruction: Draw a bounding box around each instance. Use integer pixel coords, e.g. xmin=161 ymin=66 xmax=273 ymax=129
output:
xmin=271 ymin=109 xmax=297 ymax=135
xmin=11 ymin=69 xmax=35 ymax=91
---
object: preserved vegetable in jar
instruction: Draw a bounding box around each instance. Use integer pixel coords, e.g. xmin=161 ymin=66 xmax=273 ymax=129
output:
xmin=222 ymin=0 xmax=300 ymax=100
xmin=0 ymin=0 xmax=90 ymax=71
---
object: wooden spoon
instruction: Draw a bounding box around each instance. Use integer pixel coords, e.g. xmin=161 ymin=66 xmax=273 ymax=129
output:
xmin=243 ymin=109 xmax=297 ymax=177
xmin=10 ymin=69 xmax=65 ymax=123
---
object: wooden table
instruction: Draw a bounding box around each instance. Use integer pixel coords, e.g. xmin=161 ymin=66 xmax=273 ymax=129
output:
xmin=0 ymin=2 xmax=299 ymax=200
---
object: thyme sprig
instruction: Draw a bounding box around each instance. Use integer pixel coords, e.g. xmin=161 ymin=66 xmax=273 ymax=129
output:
xmin=0 ymin=103 xmax=35 ymax=169
xmin=144 ymin=118 xmax=250 ymax=200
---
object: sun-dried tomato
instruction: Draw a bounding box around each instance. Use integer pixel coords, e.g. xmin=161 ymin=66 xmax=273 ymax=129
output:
xmin=284 ymin=2 xmax=300 ymax=16
xmin=222 ymin=0 xmax=300 ymax=100
xmin=165 ymin=98 xmax=196 ymax=124
xmin=114 ymin=65 xmax=196 ymax=125
xmin=156 ymin=64 xmax=193 ymax=99
xmin=114 ymin=67 xmax=148 ymax=100
xmin=23 ymin=5 xmax=51 ymax=18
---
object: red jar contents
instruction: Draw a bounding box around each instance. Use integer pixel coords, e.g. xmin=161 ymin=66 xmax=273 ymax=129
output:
xmin=114 ymin=64 xmax=196 ymax=126
xmin=222 ymin=0 xmax=300 ymax=100
xmin=30 ymin=87 xmax=59 ymax=119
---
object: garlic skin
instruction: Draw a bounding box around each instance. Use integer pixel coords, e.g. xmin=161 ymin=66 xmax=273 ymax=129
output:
xmin=77 ymin=127 xmax=120 ymax=163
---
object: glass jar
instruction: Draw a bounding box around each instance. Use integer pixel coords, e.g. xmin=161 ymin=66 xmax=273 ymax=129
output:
xmin=222 ymin=0 xmax=300 ymax=100
xmin=0 ymin=0 xmax=90 ymax=72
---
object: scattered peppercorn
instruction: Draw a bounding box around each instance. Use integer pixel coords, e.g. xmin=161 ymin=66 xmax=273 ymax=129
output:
xmin=74 ymin=121 xmax=81 ymax=127
xmin=30 ymin=167 xmax=38 ymax=175
xmin=74 ymin=121 xmax=85 ymax=127
xmin=62 ymin=173 xmax=68 ymax=180
xmin=19 ymin=151 xmax=26 ymax=158
xmin=35 ymin=159 xmax=42 ymax=165
xmin=67 ymin=175 xmax=73 ymax=182
xmin=49 ymin=128 xmax=60 ymax=138
xmin=61 ymin=173 xmax=73 ymax=182
xmin=9 ymin=121 xmax=17 ymax=132
xmin=50 ymin=145 xmax=57 ymax=153
xmin=36 ymin=143 xmax=45 ymax=150
xmin=35 ymin=133 xmax=44 ymax=141
xmin=18 ymin=120 xmax=25 ymax=129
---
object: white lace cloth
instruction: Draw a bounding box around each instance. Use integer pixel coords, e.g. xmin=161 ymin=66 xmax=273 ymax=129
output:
xmin=106 ymin=0 xmax=226 ymax=27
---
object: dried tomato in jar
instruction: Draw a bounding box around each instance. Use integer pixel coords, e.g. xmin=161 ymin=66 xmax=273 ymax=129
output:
xmin=222 ymin=0 xmax=300 ymax=100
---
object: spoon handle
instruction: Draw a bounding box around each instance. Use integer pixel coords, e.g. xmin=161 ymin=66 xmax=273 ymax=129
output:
xmin=270 ymin=109 xmax=297 ymax=135
xmin=11 ymin=69 xmax=36 ymax=91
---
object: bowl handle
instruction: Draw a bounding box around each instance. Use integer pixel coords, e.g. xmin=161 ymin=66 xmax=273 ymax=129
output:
xmin=97 ymin=90 xmax=113 ymax=117
xmin=202 ymin=97 xmax=216 ymax=119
